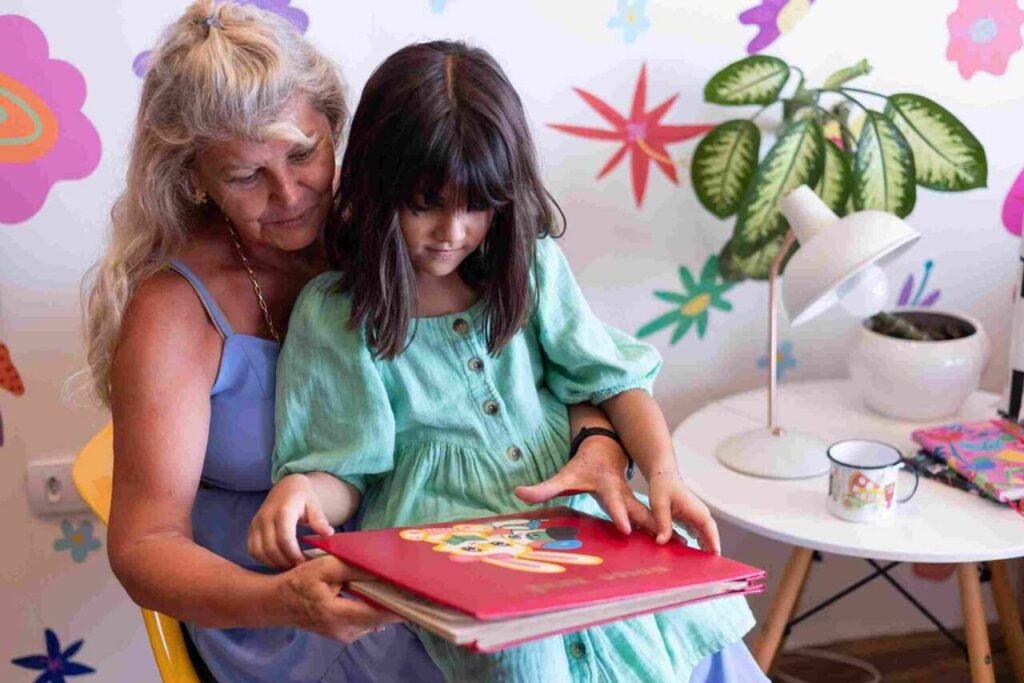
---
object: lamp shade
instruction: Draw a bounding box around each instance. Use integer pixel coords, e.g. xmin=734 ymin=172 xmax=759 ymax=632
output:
xmin=780 ymin=186 xmax=921 ymax=327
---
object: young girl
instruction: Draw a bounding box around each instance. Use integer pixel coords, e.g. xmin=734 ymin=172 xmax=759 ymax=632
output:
xmin=255 ymin=41 xmax=763 ymax=682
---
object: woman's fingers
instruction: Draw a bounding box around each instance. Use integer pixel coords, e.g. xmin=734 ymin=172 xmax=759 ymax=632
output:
xmin=594 ymin=485 xmax=632 ymax=535
xmin=514 ymin=469 xmax=579 ymax=505
xmin=624 ymin=495 xmax=659 ymax=536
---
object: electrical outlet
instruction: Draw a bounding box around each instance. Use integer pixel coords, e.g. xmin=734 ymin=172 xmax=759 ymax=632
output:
xmin=25 ymin=456 xmax=89 ymax=516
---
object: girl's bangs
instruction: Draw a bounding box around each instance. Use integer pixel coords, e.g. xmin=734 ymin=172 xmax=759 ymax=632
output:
xmin=400 ymin=119 xmax=513 ymax=212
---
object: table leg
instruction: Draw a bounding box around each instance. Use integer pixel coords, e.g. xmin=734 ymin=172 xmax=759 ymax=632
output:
xmin=989 ymin=560 xmax=1024 ymax=683
xmin=753 ymin=546 xmax=814 ymax=673
xmin=958 ymin=563 xmax=995 ymax=683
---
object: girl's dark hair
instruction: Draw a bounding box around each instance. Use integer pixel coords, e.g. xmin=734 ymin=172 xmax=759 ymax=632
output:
xmin=326 ymin=40 xmax=564 ymax=359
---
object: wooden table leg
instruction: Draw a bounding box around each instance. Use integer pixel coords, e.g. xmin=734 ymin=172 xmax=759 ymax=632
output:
xmin=958 ymin=563 xmax=996 ymax=683
xmin=753 ymin=546 xmax=814 ymax=674
xmin=989 ymin=560 xmax=1024 ymax=683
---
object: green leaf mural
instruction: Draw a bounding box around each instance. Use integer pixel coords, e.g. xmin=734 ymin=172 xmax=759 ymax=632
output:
xmin=704 ymin=55 xmax=790 ymax=106
xmin=884 ymin=94 xmax=987 ymax=191
xmin=814 ymin=139 xmax=852 ymax=214
xmin=690 ymin=119 xmax=761 ymax=219
xmin=852 ymin=111 xmax=916 ymax=217
xmin=733 ymin=118 xmax=824 ymax=256
xmin=638 ymin=255 xmax=735 ymax=344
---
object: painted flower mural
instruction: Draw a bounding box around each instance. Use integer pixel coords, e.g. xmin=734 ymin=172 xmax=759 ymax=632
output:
xmin=53 ymin=520 xmax=102 ymax=564
xmin=638 ymin=255 xmax=735 ymax=343
xmin=946 ymin=0 xmax=1024 ymax=79
xmin=0 ymin=15 xmax=102 ymax=225
xmin=11 ymin=629 xmax=95 ymax=682
xmin=549 ymin=65 xmax=713 ymax=207
xmin=1003 ymin=166 xmax=1024 ymax=236
xmin=757 ymin=340 xmax=796 ymax=379
xmin=133 ymin=0 xmax=310 ymax=77
xmin=738 ymin=0 xmax=815 ymax=54
xmin=608 ymin=0 xmax=651 ymax=44
xmin=897 ymin=260 xmax=941 ymax=308
xmin=0 ymin=341 xmax=25 ymax=448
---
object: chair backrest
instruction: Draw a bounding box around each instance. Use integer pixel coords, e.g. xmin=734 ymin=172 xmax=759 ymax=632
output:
xmin=73 ymin=422 xmax=200 ymax=683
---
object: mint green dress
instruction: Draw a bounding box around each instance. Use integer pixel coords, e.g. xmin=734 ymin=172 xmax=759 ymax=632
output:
xmin=274 ymin=237 xmax=755 ymax=682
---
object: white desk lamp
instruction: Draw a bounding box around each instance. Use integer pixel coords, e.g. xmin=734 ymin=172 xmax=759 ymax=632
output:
xmin=716 ymin=185 xmax=921 ymax=479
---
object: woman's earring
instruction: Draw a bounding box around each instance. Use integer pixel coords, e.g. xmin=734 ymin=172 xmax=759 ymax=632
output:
xmin=192 ymin=187 xmax=208 ymax=205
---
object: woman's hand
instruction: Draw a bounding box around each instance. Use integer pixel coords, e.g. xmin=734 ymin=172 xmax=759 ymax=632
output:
xmin=248 ymin=474 xmax=334 ymax=569
xmin=647 ymin=468 xmax=720 ymax=554
xmin=276 ymin=555 xmax=402 ymax=643
xmin=514 ymin=436 xmax=657 ymax=537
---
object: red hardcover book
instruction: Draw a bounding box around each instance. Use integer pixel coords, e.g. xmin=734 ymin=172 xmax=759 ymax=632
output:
xmin=305 ymin=506 xmax=766 ymax=651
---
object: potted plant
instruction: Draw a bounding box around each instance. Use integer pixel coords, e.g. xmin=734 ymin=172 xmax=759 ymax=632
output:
xmin=849 ymin=310 xmax=990 ymax=420
xmin=690 ymin=56 xmax=991 ymax=418
xmin=690 ymin=56 xmax=987 ymax=281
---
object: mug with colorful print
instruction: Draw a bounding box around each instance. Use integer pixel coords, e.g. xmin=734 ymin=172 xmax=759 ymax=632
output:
xmin=827 ymin=440 xmax=919 ymax=524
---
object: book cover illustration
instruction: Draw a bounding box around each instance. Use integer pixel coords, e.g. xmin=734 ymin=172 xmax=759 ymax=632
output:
xmin=399 ymin=518 xmax=604 ymax=574
xmin=911 ymin=419 xmax=1024 ymax=502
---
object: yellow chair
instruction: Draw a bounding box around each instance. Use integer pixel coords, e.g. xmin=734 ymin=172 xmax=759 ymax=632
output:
xmin=73 ymin=422 xmax=201 ymax=683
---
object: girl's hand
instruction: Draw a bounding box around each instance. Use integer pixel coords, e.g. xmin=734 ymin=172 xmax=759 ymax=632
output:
xmin=647 ymin=468 xmax=721 ymax=554
xmin=514 ymin=436 xmax=658 ymax=537
xmin=248 ymin=474 xmax=335 ymax=569
xmin=276 ymin=555 xmax=402 ymax=643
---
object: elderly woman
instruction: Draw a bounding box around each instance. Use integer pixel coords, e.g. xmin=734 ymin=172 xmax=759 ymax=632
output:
xmin=84 ymin=3 xmax=647 ymax=681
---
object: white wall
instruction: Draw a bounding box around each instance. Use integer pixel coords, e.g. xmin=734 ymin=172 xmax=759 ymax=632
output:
xmin=2 ymin=0 xmax=1021 ymax=678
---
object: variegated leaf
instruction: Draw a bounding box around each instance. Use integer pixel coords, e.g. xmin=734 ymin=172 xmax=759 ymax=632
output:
xmin=704 ymin=56 xmax=790 ymax=106
xmin=690 ymin=120 xmax=761 ymax=218
xmin=814 ymin=139 xmax=852 ymax=214
xmin=852 ymin=111 xmax=916 ymax=217
xmin=884 ymin=93 xmax=987 ymax=191
xmin=718 ymin=232 xmax=797 ymax=282
xmin=732 ymin=119 xmax=824 ymax=256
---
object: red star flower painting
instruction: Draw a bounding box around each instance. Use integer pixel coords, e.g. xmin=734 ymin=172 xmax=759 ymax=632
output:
xmin=549 ymin=65 xmax=714 ymax=207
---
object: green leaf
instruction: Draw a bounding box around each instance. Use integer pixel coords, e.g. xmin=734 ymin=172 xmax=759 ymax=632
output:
xmin=732 ymin=119 xmax=825 ymax=256
xmin=884 ymin=93 xmax=987 ymax=191
xmin=852 ymin=111 xmax=916 ymax=217
xmin=690 ymin=120 xmax=761 ymax=218
xmin=823 ymin=59 xmax=872 ymax=89
xmin=718 ymin=233 xmax=796 ymax=282
xmin=704 ymin=56 xmax=790 ymax=106
xmin=814 ymin=139 xmax=852 ymax=214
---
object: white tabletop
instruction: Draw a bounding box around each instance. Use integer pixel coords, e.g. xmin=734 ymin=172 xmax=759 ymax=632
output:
xmin=672 ymin=380 xmax=1024 ymax=563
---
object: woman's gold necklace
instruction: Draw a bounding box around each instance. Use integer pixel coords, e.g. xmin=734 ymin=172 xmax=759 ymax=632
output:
xmin=225 ymin=218 xmax=281 ymax=343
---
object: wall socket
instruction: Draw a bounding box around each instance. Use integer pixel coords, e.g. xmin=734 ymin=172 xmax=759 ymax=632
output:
xmin=25 ymin=456 xmax=90 ymax=516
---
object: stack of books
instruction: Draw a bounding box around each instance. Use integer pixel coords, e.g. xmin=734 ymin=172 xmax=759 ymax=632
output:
xmin=910 ymin=419 xmax=1024 ymax=510
xmin=306 ymin=506 xmax=766 ymax=651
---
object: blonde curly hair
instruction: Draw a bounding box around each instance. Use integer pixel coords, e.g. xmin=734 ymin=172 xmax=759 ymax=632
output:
xmin=83 ymin=0 xmax=345 ymax=406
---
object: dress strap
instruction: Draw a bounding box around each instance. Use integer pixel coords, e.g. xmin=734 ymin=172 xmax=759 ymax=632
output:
xmin=166 ymin=260 xmax=235 ymax=338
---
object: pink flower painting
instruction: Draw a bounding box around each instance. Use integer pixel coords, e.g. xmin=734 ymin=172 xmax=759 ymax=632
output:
xmin=1003 ymin=166 xmax=1024 ymax=236
xmin=947 ymin=0 xmax=1024 ymax=79
xmin=0 ymin=15 xmax=101 ymax=224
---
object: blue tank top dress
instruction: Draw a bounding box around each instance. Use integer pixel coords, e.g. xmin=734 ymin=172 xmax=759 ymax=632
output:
xmin=167 ymin=261 xmax=443 ymax=683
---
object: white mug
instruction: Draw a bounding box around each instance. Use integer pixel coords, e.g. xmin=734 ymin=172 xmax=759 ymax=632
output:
xmin=826 ymin=440 xmax=919 ymax=524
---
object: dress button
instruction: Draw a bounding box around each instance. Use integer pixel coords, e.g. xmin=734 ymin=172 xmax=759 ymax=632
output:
xmin=569 ymin=642 xmax=586 ymax=659
xmin=506 ymin=446 xmax=522 ymax=461
xmin=453 ymin=318 xmax=470 ymax=335
xmin=483 ymin=400 xmax=499 ymax=416
xmin=468 ymin=357 xmax=484 ymax=372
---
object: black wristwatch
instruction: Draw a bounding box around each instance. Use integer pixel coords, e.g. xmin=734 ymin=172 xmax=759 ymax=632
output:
xmin=568 ymin=427 xmax=635 ymax=481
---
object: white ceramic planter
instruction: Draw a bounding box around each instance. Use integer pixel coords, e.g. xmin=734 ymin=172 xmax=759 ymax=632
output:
xmin=848 ymin=309 xmax=990 ymax=421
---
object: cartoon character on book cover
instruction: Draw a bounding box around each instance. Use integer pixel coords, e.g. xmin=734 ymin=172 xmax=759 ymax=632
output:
xmin=399 ymin=518 xmax=603 ymax=574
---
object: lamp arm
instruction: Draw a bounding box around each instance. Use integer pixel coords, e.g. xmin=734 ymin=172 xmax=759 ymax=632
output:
xmin=767 ymin=229 xmax=797 ymax=433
